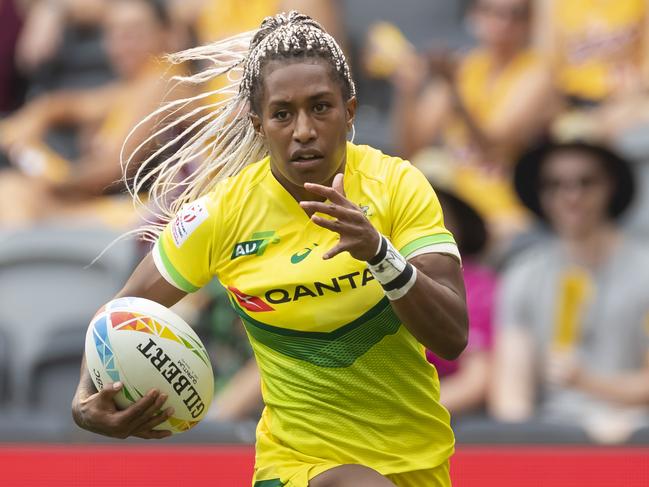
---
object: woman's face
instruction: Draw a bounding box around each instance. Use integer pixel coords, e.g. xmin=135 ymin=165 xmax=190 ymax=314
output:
xmin=539 ymin=150 xmax=613 ymax=238
xmin=104 ymin=0 xmax=167 ymax=79
xmin=471 ymin=0 xmax=531 ymax=51
xmin=251 ymin=59 xmax=356 ymax=199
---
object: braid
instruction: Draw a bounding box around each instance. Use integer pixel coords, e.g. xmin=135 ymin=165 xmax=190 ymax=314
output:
xmin=241 ymin=11 xmax=355 ymax=111
xmin=123 ymin=11 xmax=354 ymax=242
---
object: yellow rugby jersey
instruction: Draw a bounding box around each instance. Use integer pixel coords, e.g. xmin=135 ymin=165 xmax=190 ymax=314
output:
xmin=454 ymin=48 xmax=542 ymax=148
xmin=442 ymin=48 xmax=538 ymax=223
xmin=153 ymin=143 xmax=460 ymax=482
xmin=548 ymin=0 xmax=647 ymax=101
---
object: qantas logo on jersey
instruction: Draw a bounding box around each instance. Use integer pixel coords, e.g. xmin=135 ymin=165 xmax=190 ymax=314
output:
xmin=231 ymin=231 xmax=280 ymax=259
xmin=227 ymin=270 xmax=377 ymax=311
xmin=265 ymin=269 xmax=376 ymax=304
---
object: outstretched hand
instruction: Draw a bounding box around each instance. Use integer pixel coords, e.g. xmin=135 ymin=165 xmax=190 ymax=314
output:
xmin=300 ymin=174 xmax=380 ymax=261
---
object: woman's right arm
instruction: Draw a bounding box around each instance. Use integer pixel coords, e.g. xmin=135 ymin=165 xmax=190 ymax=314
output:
xmin=71 ymin=253 xmax=188 ymax=439
xmin=391 ymin=54 xmax=453 ymax=159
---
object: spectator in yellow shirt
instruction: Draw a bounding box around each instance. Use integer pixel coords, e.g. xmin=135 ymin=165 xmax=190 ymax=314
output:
xmin=0 ymin=0 xmax=191 ymax=227
xmin=392 ymin=0 xmax=557 ymax=246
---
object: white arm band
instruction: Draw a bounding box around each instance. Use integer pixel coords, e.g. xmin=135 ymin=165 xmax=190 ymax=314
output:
xmin=367 ymin=235 xmax=418 ymax=301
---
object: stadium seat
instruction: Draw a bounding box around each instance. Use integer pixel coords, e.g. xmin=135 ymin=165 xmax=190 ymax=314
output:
xmin=0 ymin=410 xmax=70 ymax=442
xmin=342 ymin=0 xmax=471 ymax=50
xmin=340 ymin=0 xmax=472 ymax=152
xmin=0 ymin=328 xmax=10 ymax=406
xmin=29 ymin=324 xmax=86 ymax=415
xmin=454 ymin=416 xmax=592 ymax=444
xmin=0 ymin=225 xmax=137 ymax=407
xmin=628 ymin=426 xmax=649 ymax=444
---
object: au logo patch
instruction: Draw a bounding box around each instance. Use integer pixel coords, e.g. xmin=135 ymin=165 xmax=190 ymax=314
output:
xmin=231 ymin=231 xmax=280 ymax=259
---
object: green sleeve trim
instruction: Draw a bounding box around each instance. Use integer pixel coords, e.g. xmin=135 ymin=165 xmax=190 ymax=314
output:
xmin=399 ymin=233 xmax=457 ymax=257
xmin=157 ymin=240 xmax=201 ymax=293
xmin=254 ymin=480 xmax=284 ymax=487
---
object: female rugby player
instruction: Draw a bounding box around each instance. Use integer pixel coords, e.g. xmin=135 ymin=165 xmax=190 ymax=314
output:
xmin=72 ymin=12 xmax=468 ymax=487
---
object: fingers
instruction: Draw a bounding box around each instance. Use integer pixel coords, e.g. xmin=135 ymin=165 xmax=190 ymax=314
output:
xmin=299 ymin=200 xmax=361 ymax=221
xmin=303 ymin=181 xmax=350 ymax=207
xmin=332 ymin=173 xmax=345 ymax=197
xmin=117 ymin=389 xmax=174 ymax=439
xmin=118 ymin=388 xmax=161 ymax=422
xmin=310 ymin=215 xmax=343 ymax=233
xmin=128 ymin=392 xmax=169 ymax=432
xmin=322 ymin=243 xmax=346 ymax=260
xmin=303 ymin=182 xmax=343 ymax=203
xmin=96 ymin=381 xmax=124 ymax=403
xmin=307 ymin=215 xmax=351 ymax=258
xmin=134 ymin=406 xmax=175 ymax=435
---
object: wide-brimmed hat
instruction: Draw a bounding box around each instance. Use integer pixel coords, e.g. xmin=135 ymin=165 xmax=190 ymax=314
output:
xmin=514 ymin=140 xmax=635 ymax=220
xmin=435 ymin=187 xmax=488 ymax=256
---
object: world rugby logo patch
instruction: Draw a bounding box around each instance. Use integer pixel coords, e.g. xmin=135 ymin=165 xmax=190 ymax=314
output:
xmin=171 ymin=198 xmax=209 ymax=248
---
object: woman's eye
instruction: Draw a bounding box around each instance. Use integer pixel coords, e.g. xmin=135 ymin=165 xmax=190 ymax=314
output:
xmin=274 ymin=110 xmax=289 ymax=120
xmin=314 ymin=103 xmax=329 ymax=113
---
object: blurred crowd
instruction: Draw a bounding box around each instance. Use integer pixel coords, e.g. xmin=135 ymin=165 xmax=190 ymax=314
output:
xmin=1 ymin=0 xmax=649 ymax=445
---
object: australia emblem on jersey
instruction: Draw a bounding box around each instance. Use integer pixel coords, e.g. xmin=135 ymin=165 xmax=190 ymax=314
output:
xmin=171 ymin=198 xmax=209 ymax=248
xmin=231 ymin=230 xmax=280 ymax=259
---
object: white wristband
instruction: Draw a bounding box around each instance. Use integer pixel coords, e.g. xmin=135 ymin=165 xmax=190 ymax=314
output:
xmin=367 ymin=236 xmax=417 ymax=300
xmin=384 ymin=267 xmax=417 ymax=300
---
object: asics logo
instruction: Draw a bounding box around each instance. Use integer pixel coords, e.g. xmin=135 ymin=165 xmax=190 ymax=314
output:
xmin=290 ymin=243 xmax=318 ymax=264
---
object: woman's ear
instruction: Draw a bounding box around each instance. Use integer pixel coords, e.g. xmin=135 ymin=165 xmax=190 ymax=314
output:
xmin=345 ymin=96 xmax=357 ymax=131
xmin=250 ymin=112 xmax=264 ymax=136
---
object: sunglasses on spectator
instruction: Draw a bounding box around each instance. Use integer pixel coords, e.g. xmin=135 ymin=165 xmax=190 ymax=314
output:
xmin=539 ymin=174 xmax=607 ymax=195
xmin=475 ymin=2 xmax=530 ymax=22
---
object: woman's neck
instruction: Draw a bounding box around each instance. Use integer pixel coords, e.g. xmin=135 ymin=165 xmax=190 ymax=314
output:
xmin=270 ymin=166 xmax=336 ymax=203
xmin=561 ymin=223 xmax=621 ymax=268
xmin=270 ymin=158 xmax=346 ymax=203
xmin=487 ymin=44 xmax=524 ymax=68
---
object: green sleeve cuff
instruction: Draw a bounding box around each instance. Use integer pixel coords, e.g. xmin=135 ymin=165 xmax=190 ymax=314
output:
xmin=153 ymin=240 xmax=201 ymax=293
xmin=399 ymin=233 xmax=457 ymax=257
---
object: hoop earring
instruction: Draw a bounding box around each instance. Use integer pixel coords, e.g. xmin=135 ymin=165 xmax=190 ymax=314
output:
xmin=347 ymin=124 xmax=356 ymax=143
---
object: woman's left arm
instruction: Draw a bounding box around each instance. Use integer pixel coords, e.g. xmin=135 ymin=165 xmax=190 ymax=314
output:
xmin=390 ymin=252 xmax=468 ymax=360
xmin=301 ymin=174 xmax=468 ymax=360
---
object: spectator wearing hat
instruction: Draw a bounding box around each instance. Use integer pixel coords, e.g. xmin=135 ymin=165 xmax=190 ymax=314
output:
xmin=425 ymin=184 xmax=497 ymax=417
xmin=490 ymin=139 xmax=649 ymax=443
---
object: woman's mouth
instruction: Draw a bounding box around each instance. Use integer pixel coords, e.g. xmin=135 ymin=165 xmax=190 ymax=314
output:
xmin=292 ymin=156 xmax=323 ymax=164
xmin=290 ymin=152 xmax=324 ymax=168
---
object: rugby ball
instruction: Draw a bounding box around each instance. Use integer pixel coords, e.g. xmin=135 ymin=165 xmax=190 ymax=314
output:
xmin=85 ymin=296 xmax=214 ymax=434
